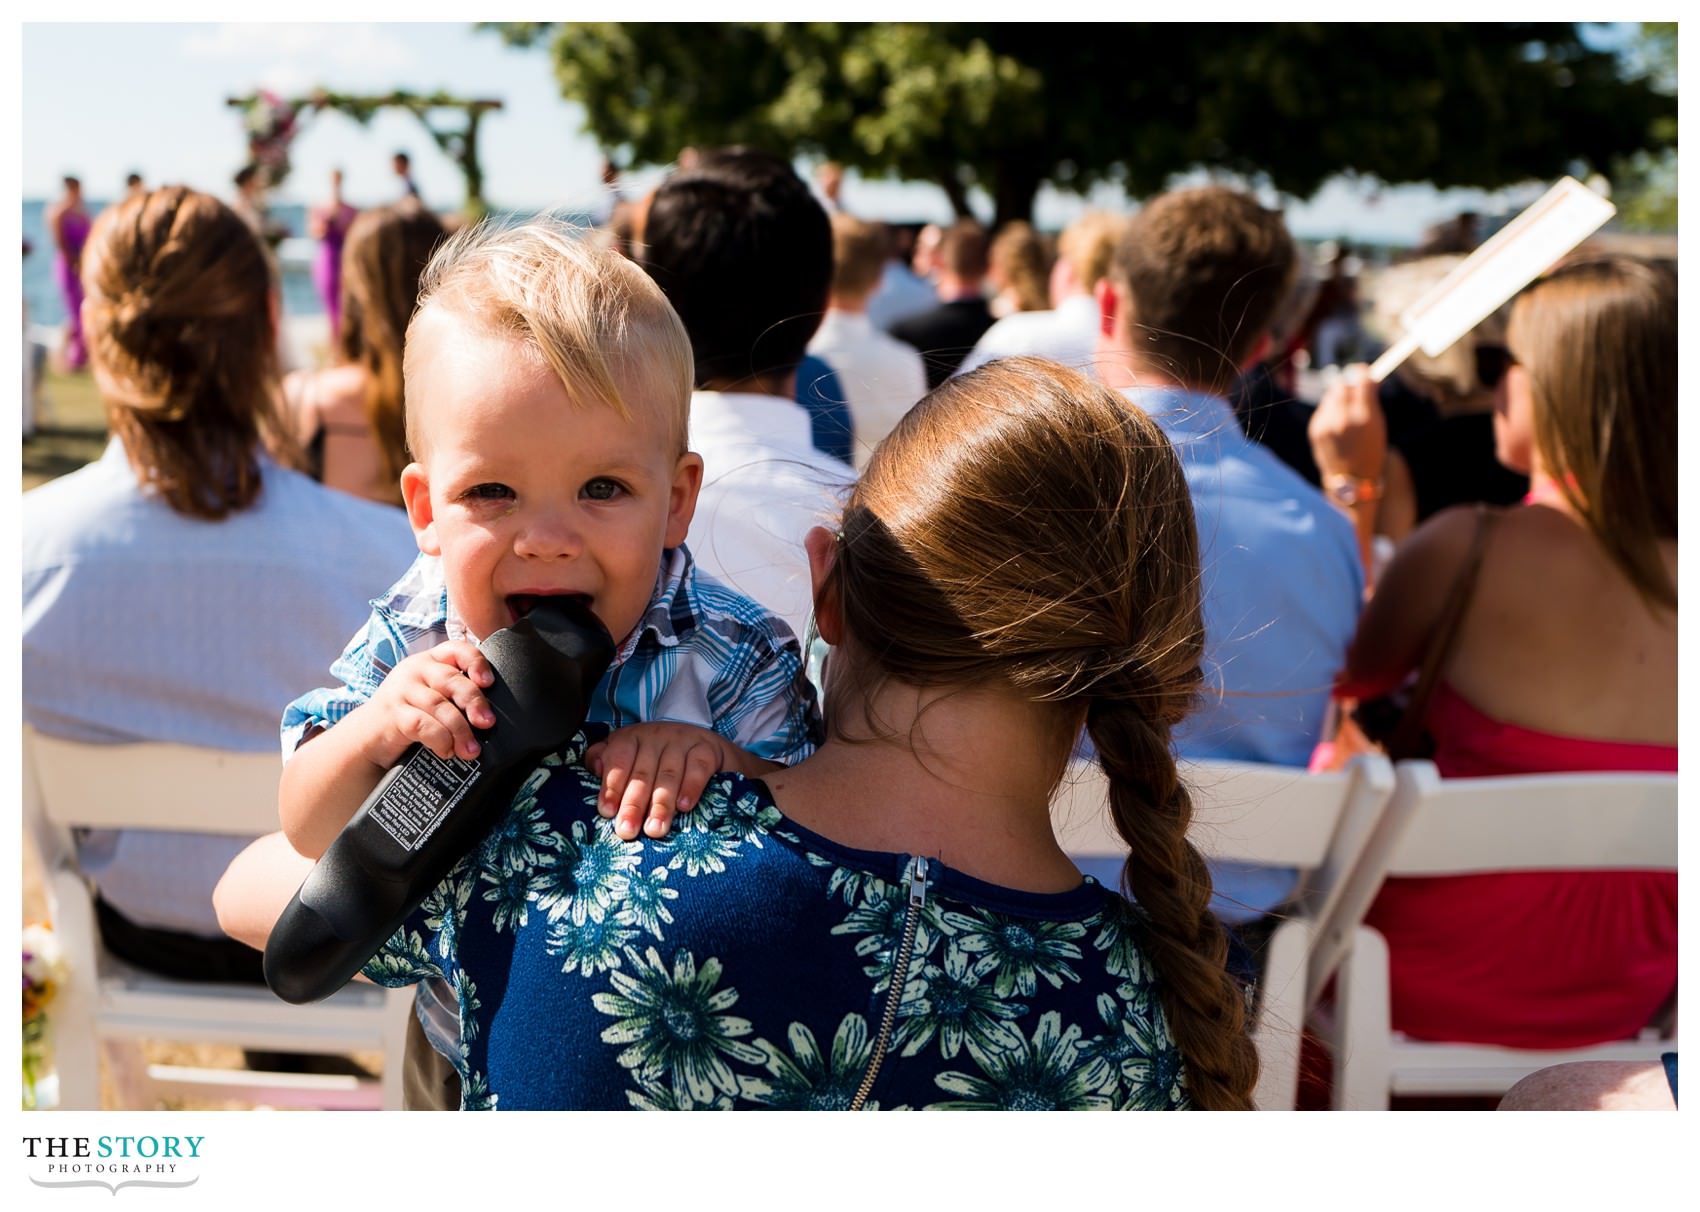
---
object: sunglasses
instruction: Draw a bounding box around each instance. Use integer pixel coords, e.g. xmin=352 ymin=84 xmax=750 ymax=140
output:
xmin=1475 ymin=344 xmax=1518 ymax=391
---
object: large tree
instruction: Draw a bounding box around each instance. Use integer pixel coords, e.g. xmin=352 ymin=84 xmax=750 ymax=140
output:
xmin=491 ymin=22 xmax=1675 ymax=228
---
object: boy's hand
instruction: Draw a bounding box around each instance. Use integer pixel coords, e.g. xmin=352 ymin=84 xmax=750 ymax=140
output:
xmin=585 ymin=723 xmax=779 ymax=842
xmin=363 ymin=640 xmax=496 ymax=768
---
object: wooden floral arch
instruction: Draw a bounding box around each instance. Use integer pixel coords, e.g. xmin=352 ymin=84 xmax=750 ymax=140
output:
xmin=228 ymin=89 xmax=503 ymax=219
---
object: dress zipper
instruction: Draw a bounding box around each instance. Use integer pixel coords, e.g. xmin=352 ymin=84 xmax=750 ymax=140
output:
xmin=849 ymin=854 xmax=930 ymax=1110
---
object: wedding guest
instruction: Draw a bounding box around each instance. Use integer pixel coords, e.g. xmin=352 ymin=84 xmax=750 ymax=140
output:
xmin=282 ymin=205 xmax=446 ymax=506
xmin=889 ymin=219 xmax=995 ymax=389
xmin=22 ymin=186 xmax=416 ymax=981
xmin=986 ymin=220 xmax=1052 ymax=318
xmin=1090 ymin=184 xmax=1361 ymax=963
xmin=639 ymin=147 xmax=852 ymax=644
xmin=45 ymin=175 xmax=91 ymax=371
xmin=806 ymin=214 xmax=928 ymax=469
xmin=1313 ymin=256 xmax=1676 ymax=1050
xmin=309 ymin=167 xmax=360 ymax=343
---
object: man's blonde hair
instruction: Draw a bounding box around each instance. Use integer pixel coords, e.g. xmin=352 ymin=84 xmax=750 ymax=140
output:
xmin=1057 ymin=210 xmax=1124 ymax=292
xmin=403 ymin=216 xmax=694 ymax=459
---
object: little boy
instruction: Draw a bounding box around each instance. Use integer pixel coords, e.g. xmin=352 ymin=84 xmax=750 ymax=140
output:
xmin=276 ymin=218 xmax=822 ymax=1106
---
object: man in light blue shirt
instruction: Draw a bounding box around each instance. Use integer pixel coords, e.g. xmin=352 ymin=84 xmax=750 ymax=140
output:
xmin=1087 ymin=185 xmax=1363 ymax=937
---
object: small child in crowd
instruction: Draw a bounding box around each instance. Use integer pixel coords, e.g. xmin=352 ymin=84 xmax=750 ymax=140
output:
xmin=276 ymin=218 xmax=822 ymax=1105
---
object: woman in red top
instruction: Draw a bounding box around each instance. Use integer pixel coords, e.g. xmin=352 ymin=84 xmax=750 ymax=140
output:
xmin=1320 ymin=256 xmax=1676 ymax=1048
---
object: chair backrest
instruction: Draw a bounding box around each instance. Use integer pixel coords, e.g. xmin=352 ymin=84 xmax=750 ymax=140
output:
xmin=1050 ymin=752 xmax=1395 ymax=1110
xmin=26 ymin=725 xmax=283 ymax=842
xmin=1307 ymin=759 xmax=1678 ymax=1003
xmin=22 ymin=724 xmax=408 ymax=1110
xmin=1051 ymin=753 xmax=1393 ymax=891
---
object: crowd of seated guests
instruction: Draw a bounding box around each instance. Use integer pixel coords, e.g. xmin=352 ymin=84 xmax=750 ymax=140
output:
xmin=21 ymin=151 xmax=1675 ymax=1112
xmin=955 ymin=209 xmax=1122 ymax=379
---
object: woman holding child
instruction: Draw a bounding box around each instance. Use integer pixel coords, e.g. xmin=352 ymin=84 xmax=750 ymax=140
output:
xmin=1314 ymin=256 xmax=1677 ymax=1049
xmin=221 ymin=352 xmax=1257 ymax=1110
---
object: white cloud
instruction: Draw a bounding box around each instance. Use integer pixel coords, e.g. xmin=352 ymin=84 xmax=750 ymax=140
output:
xmin=181 ymin=22 xmax=416 ymax=78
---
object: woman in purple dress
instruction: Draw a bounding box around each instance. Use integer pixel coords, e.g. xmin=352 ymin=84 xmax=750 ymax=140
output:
xmin=309 ymin=168 xmax=358 ymax=342
xmin=46 ymin=176 xmax=92 ymax=371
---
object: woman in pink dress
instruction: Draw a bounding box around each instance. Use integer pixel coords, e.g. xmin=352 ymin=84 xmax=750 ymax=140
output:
xmin=1319 ymin=256 xmax=1677 ymax=1049
xmin=309 ymin=168 xmax=358 ymax=344
xmin=46 ymin=176 xmax=92 ymax=371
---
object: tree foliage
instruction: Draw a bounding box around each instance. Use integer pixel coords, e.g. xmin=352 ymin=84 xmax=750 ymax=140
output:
xmin=488 ymin=22 xmax=1675 ymax=228
xmin=1607 ymin=22 xmax=1676 ymax=231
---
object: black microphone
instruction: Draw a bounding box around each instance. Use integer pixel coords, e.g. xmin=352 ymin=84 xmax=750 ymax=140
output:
xmin=264 ymin=596 xmax=615 ymax=1004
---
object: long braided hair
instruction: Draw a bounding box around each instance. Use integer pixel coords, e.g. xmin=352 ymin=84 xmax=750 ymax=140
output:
xmin=825 ymin=356 xmax=1258 ymax=1109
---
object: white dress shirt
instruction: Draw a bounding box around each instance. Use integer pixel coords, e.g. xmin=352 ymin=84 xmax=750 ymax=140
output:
xmin=807 ymin=310 xmax=929 ymax=470
xmin=22 ymin=438 xmax=418 ymax=934
xmin=954 ymin=293 xmax=1105 ymax=378
xmin=686 ymin=391 xmax=855 ymax=646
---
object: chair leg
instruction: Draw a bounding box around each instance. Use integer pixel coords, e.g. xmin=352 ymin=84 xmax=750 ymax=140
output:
xmin=1250 ymin=920 xmax=1310 ymax=1111
xmin=39 ymin=870 xmax=102 ymax=1111
xmin=1333 ymin=926 xmax=1392 ymax=1110
xmin=379 ymin=990 xmax=414 ymax=1111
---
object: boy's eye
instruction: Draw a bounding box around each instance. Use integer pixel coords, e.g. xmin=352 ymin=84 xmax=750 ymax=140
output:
xmin=582 ymin=478 xmax=625 ymax=501
xmin=464 ymin=483 xmax=514 ymax=502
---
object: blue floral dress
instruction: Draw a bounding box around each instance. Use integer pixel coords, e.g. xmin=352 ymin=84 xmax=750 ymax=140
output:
xmin=364 ymin=730 xmax=1191 ymax=1110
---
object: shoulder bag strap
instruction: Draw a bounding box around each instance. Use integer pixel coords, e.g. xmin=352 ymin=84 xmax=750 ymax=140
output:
xmin=1382 ymin=503 xmax=1501 ymax=760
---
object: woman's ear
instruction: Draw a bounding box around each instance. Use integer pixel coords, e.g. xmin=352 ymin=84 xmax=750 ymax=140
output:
xmin=804 ymin=525 xmax=843 ymax=646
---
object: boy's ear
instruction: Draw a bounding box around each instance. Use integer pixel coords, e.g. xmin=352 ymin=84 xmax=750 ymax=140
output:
xmin=804 ymin=525 xmax=843 ymax=645
xmin=664 ymin=451 xmax=704 ymax=548
xmin=399 ymin=463 xmax=440 ymax=555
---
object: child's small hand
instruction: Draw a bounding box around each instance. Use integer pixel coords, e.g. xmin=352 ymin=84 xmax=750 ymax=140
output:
xmin=586 ymin=723 xmax=771 ymax=842
xmin=363 ymin=640 xmax=496 ymax=767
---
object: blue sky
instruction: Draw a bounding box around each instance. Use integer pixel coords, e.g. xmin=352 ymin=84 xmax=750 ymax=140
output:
xmin=14 ymin=20 xmax=1630 ymax=243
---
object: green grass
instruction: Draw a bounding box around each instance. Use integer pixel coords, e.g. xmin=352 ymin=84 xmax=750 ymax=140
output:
xmin=24 ymin=367 xmax=109 ymax=491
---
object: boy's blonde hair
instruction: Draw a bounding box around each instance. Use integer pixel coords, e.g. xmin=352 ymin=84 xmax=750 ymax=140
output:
xmin=403 ymin=216 xmax=695 ymax=459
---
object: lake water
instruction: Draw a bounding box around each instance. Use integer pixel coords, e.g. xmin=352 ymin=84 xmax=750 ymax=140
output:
xmin=22 ymin=199 xmax=594 ymax=330
xmin=23 ymin=198 xmax=317 ymax=328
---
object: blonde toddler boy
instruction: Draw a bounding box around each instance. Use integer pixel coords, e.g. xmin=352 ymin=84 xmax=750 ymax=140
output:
xmin=276 ymin=219 xmax=821 ymax=1104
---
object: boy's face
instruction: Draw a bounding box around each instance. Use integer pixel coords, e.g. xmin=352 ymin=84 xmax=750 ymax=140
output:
xmin=400 ymin=308 xmax=702 ymax=648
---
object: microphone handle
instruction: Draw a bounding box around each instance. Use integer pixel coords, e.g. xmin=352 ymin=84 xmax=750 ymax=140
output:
xmin=264 ymin=599 xmax=613 ymax=1004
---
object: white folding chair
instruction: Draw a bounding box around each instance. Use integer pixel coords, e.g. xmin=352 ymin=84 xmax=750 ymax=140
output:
xmin=1050 ymin=753 xmax=1395 ymax=1110
xmin=1308 ymin=759 xmax=1677 ymax=1109
xmin=22 ymin=725 xmax=412 ymax=1111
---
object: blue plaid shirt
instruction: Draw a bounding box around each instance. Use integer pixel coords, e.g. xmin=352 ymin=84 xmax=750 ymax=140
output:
xmin=281 ymin=544 xmax=822 ymax=765
xmin=284 ymin=544 xmax=823 ymax=1073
